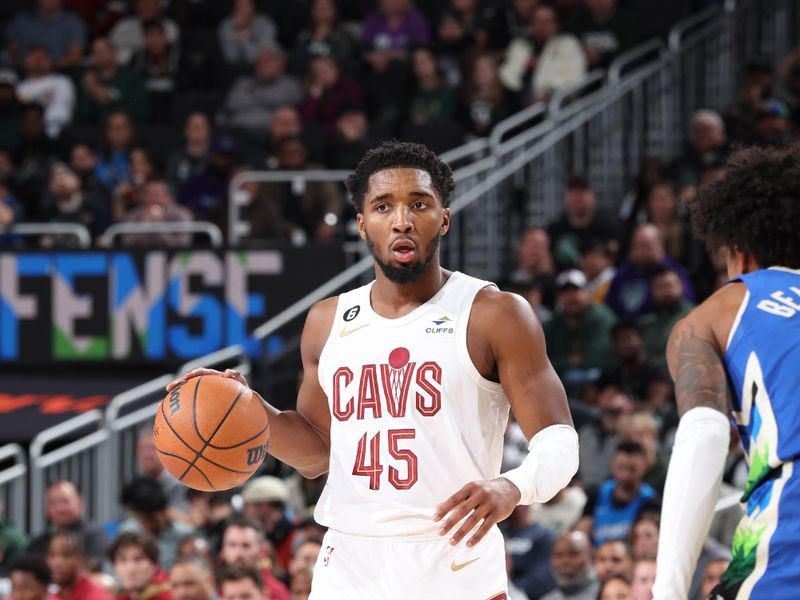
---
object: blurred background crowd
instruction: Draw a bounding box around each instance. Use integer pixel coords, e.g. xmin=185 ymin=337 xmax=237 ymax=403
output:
xmin=0 ymin=0 xmax=762 ymax=248
xmin=1 ymin=0 xmax=800 ymax=599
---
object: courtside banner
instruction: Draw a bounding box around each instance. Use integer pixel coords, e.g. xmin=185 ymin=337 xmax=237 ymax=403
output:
xmin=0 ymin=247 xmax=344 ymax=365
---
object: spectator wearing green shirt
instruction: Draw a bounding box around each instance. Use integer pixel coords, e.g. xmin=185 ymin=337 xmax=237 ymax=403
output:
xmin=76 ymin=37 xmax=149 ymax=126
xmin=408 ymin=47 xmax=456 ymax=125
xmin=0 ymin=503 xmax=28 ymax=576
xmin=637 ymin=266 xmax=694 ymax=364
xmin=545 ymin=269 xmax=617 ymax=396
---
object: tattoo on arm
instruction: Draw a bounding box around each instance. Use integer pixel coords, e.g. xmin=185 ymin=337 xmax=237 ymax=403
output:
xmin=667 ymin=320 xmax=730 ymax=417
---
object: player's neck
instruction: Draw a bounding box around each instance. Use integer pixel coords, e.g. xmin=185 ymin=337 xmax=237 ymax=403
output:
xmin=371 ymin=264 xmax=450 ymax=319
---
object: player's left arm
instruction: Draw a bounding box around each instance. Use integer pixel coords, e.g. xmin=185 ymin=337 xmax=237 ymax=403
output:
xmin=487 ymin=292 xmax=574 ymax=437
xmin=435 ymin=290 xmax=576 ymax=547
xmin=652 ymin=299 xmax=733 ymax=600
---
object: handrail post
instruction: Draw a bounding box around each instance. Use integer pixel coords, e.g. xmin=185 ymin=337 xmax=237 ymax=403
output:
xmin=2 ymin=223 xmax=92 ymax=248
xmin=29 ymin=411 xmax=106 ymax=534
xmin=98 ymin=222 xmax=224 ymax=248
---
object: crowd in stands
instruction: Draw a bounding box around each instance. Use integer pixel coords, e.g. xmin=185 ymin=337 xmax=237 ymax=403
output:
xmin=0 ymin=430 xmax=328 ymax=600
xmin=0 ymin=0 xmax=710 ymax=247
xmin=492 ymin=40 xmax=800 ymax=599
xmin=2 ymin=1 xmax=800 ymax=599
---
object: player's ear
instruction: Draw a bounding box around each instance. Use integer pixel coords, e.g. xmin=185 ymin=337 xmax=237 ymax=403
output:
xmin=440 ymin=207 xmax=450 ymax=236
xmin=357 ymin=212 xmax=366 ymax=240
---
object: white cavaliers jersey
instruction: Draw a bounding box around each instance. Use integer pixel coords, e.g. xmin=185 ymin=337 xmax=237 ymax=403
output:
xmin=314 ymin=271 xmax=511 ymax=537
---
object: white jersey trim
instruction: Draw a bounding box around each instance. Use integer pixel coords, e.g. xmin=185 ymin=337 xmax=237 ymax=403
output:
xmin=317 ymin=293 xmax=348 ymax=390
xmin=726 ymin=289 xmax=750 ymax=353
xmin=360 ymin=272 xmax=463 ymax=327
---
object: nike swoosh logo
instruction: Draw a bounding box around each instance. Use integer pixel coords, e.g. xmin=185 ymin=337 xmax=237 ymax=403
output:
xmin=450 ymin=557 xmax=480 ymax=572
xmin=339 ymin=323 xmax=370 ymax=337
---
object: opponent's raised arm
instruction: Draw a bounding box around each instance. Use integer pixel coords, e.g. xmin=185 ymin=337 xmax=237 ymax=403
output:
xmin=652 ymin=313 xmax=731 ymax=600
xmin=435 ymin=291 xmax=577 ymax=547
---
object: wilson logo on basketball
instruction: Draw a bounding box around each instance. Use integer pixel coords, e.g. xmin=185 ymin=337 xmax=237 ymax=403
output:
xmin=246 ymin=444 xmax=268 ymax=466
xmin=332 ymin=347 xmax=442 ymax=422
xmin=168 ymin=388 xmax=181 ymax=415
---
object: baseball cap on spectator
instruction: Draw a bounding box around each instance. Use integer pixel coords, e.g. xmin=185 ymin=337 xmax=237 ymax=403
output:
xmin=756 ymin=98 xmax=790 ymax=120
xmin=241 ymin=476 xmax=289 ymax=505
xmin=0 ymin=69 xmax=19 ymax=87
xmin=555 ymin=269 xmax=587 ymax=290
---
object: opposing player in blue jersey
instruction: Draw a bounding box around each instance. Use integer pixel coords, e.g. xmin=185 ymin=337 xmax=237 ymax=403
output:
xmin=653 ymin=145 xmax=800 ymax=599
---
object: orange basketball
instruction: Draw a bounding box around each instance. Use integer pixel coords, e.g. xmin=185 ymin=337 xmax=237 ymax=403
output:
xmin=152 ymin=375 xmax=270 ymax=491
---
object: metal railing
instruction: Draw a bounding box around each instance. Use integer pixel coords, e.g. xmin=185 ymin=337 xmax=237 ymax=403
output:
xmin=29 ymin=411 xmax=109 ymax=535
xmin=489 ymin=101 xmax=548 ymax=152
xmin=102 ymin=374 xmax=176 ymax=524
xmin=98 ymin=221 xmax=225 ymax=248
xmin=99 ymin=345 xmax=252 ymax=523
xmin=177 ymin=344 xmax=251 ymax=380
xmin=1 ymin=223 xmax=92 ymax=248
xmin=439 ymin=137 xmax=491 ymax=168
xmin=227 ymin=170 xmax=351 ymax=245
xmin=0 ymin=444 xmax=27 ymax=531
xmin=608 ymin=39 xmax=668 ymax=84
xmin=668 ymin=5 xmax=723 ymax=53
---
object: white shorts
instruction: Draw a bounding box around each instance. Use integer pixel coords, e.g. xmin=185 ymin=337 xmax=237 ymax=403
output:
xmin=309 ymin=527 xmax=508 ymax=600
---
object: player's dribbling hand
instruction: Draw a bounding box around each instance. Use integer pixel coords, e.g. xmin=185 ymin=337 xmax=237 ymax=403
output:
xmin=165 ymin=368 xmax=249 ymax=392
xmin=434 ymin=478 xmax=521 ymax=547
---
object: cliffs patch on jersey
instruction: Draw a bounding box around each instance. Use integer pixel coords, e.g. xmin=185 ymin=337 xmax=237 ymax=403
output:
xmin=426 ymin=315 xmax=455 ymax=334
xmin=332 ymin=347 xmax=443 ymax=421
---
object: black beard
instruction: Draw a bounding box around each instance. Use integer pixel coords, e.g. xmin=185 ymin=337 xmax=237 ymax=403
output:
xmin=366 ymin=233 xmax=439 ymax=284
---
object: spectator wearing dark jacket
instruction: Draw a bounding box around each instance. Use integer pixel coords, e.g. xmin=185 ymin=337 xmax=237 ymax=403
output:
xmin=41 ymin=162 xmax=109 ymax=243
xmin=26 ymin=481 xmax=109 ymax=570
xmin=502 ymin=505 xmax=558 ymax=600
xmin=219 ymin=43 xmax=302 ymax=138
xmin=76 ymin=37 xmax=149 ymax=126
xmin=547 ymin=176 xmax=619 ymax=270
xmin=568 ymin=0 xmax=637 ymax=69
xmin=6 ymin=0 xmax=86 ymax=69
xmin=300 ymin=56 xmax=364 ymax=136
xmin=545 ymin=270 xmax=617 ymax=392
xmin=605 ymin=224 xmax=694 ymax=320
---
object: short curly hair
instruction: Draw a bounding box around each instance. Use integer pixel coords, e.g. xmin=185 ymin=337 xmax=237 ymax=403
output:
xmin=346 ymin=141 xmax=455 ymax=212
xmin=691 ymin=145 xmax=800 ymax=269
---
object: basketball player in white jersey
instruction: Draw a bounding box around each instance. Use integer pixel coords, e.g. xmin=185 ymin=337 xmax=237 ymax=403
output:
xmin=168 ymin=141 xmax=579 ymax=599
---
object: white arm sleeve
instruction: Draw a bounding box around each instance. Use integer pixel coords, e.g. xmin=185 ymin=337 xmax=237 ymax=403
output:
xmin=500 ymin=423 xmax=579 ymax=505
xmin=652 ymin=407 xmax=730 ymax=600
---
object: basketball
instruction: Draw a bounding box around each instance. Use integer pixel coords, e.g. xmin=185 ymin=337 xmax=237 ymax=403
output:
xmin=152 ymin=375 xmax=270 ymax=491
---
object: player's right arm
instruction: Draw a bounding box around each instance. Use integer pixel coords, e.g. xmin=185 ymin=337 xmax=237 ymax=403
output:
xmin=167 ymin=298 xmax=336 ymax=479
xmin=258 ymin=298 xmax=334 ymax=478
xmin=652 ymin=288 xmax=738 ymax=600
